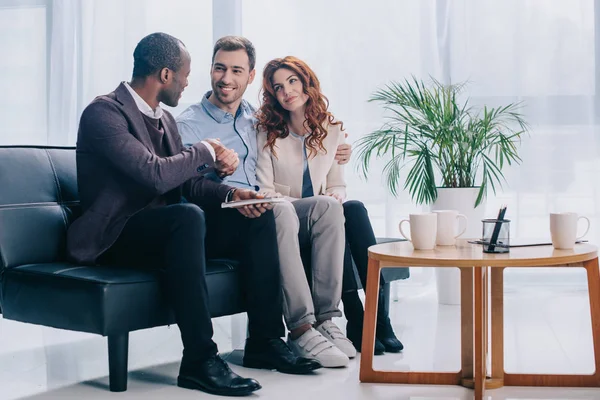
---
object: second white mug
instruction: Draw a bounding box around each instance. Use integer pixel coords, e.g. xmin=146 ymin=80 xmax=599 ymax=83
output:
xmin=433 ymin=209 xmax=468 ymax=246
xmin=398 ymin=213 xmax=437 ymax=250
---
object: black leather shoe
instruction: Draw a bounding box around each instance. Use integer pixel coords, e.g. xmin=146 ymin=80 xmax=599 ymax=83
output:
xmin=243 ymin=338 xmax=322 ymax=374
xmin=346 ymin=320 xmax=385 ymax=355
xmin=178 ymin=354 xmax=261 ymax=396
xmin=376 ymin=315 xmax=404 ymax=353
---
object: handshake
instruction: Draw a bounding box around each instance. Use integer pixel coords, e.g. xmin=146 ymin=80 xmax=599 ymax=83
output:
xmin=206 ymin=139 xmax=239 ymax=178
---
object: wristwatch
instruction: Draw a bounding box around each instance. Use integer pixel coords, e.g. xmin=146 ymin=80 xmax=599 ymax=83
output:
xmin=225 ymin=188 xmax=237 ymax=203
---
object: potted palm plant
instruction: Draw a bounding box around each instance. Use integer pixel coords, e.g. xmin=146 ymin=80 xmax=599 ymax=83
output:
xmin=356 ymin=76 xmax=528 ymax=304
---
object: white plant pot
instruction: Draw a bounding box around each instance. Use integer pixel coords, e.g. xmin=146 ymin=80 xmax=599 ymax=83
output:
xmin=430 ymin=187 xmax=485 ymax=305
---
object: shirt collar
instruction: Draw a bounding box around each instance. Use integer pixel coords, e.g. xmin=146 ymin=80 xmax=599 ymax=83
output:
xmin=124 ymin=81 xmax=164 ymax=119
xmin=201 ymin=91 xmax=248 ymax=123
xmin=289 ymin=130 xmax=306 ymax=140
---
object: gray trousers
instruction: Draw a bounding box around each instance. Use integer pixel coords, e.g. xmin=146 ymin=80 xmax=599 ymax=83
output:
xmin=272 ymin=196 xmax=346 ymax=330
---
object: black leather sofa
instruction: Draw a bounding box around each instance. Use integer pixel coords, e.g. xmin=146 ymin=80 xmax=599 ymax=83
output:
xmin=0 ymin=146 xmax=247 ymax=392
xmin=0 ymin=145 xmax=408 ymax=393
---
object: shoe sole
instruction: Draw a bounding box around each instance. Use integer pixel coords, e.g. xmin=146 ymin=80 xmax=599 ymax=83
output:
xmin=243 ymin=357 xmax=322 ymax=375
xmin=383 ymin=347 xmax=403 ymax=353
xmin=177 ymin=376 xmax=261 ymax=396
xmin=287 ymin=345 xmax=349 ymax=368
xmin=318 ymin=359 xmax=350 ymax=368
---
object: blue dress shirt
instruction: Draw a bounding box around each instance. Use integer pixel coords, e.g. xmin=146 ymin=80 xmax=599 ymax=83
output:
xmin=176 ymin=91 xmax=259 ymax=190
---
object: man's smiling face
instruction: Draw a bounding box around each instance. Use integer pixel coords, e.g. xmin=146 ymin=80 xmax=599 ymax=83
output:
xmin=210 ymin=49 xmax=255 ymax=109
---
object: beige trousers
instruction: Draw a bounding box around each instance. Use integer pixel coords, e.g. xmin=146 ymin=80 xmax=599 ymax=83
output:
xmin=272 ymin=196 xmax=345 ymax=330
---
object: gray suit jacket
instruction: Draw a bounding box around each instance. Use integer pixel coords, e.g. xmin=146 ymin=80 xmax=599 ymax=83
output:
xmin=67 ymin=83 xmax=233 ymax=264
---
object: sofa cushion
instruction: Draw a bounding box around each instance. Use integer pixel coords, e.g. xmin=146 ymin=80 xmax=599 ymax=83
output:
xmin=0 ymin=259 xmax=245 ymax=336
xmin=0 ymin=147 xmax=78 ymax=269
xmin=0 ymin=204 xmax=73 ymax=269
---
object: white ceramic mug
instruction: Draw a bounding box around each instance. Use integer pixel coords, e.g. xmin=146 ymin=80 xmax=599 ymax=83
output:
xmin=398 ymin=213 xmax=438 ymax=250
xmin=549 ymin=212 xmax=590 ymax=250
xmin=432 ymin=210 xmax=468 ymax=246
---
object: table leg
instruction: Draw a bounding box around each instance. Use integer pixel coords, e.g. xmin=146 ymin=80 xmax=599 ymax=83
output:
xmin=460 ymin=267 xmax=474 ymax=380
xmin=359 ymin=257 xmax=381 ymax=382
xmin=584 ymin=257 xmax=600 ymax=383
xmin=474 ymin=267 xmax=487 ymax=400
xmin=490 ymin=267 xmax=505 ymax=385
xmin=484 ymin=267 xmax=489 ymax=369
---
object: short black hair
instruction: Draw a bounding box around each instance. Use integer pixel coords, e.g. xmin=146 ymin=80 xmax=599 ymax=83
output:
xmin=212 ymin=36 xmax=256 ymax=70
xmin=132 ymin=32 xmax=186 ymax=78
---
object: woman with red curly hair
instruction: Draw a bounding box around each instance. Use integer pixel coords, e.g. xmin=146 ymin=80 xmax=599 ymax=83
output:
xmin=256 ymin=57 xmax=403 ymax=356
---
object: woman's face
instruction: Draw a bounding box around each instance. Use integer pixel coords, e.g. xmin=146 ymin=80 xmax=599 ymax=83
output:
xmin=271 ymin=68 xmax=309 ymax=114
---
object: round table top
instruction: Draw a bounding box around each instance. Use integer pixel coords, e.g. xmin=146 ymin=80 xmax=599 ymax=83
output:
xmin=368 ymin=239 xmax=598 ymax=267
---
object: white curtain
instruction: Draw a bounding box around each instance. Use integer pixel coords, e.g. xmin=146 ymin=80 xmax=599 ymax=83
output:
xmin=47 ymin=0 xmax=80 ymax=145
xmin=0 ymin=1 xmax=48 ymax=145
xmin=0 ymin=0 xmax=213 ymax=145
xmin=0 ymin=0 xmax=598 ymax=284
xmin=242 ymin=0 xmax=598 ymax=286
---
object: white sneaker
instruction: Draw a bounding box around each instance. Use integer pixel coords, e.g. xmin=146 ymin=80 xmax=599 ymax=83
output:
xmin=316 ymin=320 xmax=357 ymax=359
xmin=288 ymin=328 xmax=349 ymax=368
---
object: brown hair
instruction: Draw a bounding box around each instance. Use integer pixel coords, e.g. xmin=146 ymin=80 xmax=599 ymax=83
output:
xmin=212 ymin=36 xmax=256 ymax=70
xmin=256 ymin=56 xmax=343 ymax=158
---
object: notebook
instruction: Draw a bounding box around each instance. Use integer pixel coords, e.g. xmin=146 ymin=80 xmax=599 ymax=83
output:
xmin=468 ymin=238 xmax=588 ymax=248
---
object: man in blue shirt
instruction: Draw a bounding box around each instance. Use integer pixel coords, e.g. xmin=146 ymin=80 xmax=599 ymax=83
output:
xmin=177 ymin=36 xmax=356 ymax=368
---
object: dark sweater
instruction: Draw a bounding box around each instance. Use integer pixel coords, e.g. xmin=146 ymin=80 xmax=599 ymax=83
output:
xmin=142 ymin=114 xmax=169 ymax=209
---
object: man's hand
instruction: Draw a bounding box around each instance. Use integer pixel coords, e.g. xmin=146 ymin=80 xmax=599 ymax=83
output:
xmin=208 ymin=139 xmax=239 ymax=177
xmin=231 ymin=189 xmax=273 ymax=218
xmin=335 ymin=134 xmax=352 ymax=165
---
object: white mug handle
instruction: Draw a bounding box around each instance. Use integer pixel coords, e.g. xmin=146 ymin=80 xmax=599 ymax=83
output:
xmin=398 ymin=219 xmax=411 ymax=242
xmin=455 ymin=213 xmax=468 ymax=239
xmin=576 ymin=216 xmax=591 ymax=240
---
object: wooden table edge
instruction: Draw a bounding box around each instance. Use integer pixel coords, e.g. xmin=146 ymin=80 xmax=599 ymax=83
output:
xmin=369 ymin=250 xmax=598 ymax=267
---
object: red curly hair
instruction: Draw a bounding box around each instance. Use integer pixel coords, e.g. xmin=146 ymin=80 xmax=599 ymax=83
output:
xmin=256 ymin=56 xmax=343 ymax=158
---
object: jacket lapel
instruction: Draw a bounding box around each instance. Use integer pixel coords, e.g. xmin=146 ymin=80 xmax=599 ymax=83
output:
xmin=283 ymin=135 xmax=308 ymax=198
xmin=113 ymin=83 xmax=155 ymax=152
xmin=306 ymin=145 xmax=320 ymax=196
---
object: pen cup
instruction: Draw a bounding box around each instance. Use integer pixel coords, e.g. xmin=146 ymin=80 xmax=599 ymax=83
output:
xmin=482 ymin=219 xmax=510 ymax=253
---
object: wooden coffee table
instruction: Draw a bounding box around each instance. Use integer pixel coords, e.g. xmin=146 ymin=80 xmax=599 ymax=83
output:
xmin=359 ymin=240 xmax=600 ymax=400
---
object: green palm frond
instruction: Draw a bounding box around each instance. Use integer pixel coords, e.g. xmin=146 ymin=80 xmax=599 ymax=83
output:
xmin=356 ymin=76 xmax=528 ymax=207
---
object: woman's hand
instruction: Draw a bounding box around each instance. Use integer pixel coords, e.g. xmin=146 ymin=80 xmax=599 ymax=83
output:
xmin=326 ymin=192 xmax=343 ymax=203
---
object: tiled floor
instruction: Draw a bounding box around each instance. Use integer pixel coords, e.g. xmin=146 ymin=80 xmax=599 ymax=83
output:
xmin=2 ymin=268 xmax=600 ymax=399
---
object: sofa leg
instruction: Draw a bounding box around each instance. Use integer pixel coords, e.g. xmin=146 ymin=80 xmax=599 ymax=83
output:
xmin=108 ymin=333 xmax=129 ymax=392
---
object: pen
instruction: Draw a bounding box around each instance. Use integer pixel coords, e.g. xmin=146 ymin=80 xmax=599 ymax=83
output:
xmin=487 ymin=205 xmax=507 ymax=252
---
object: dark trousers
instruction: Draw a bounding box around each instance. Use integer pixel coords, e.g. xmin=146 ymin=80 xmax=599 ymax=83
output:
xmin=203 ymin=205 xmax=285 ymax=340
xmin=341 ymin=200 xmax=383 ymax=292
xmin=100 ymin=203 xmax=284 ymax=363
